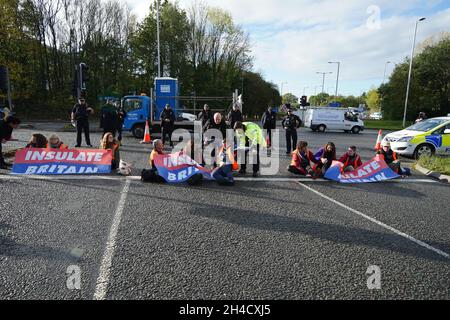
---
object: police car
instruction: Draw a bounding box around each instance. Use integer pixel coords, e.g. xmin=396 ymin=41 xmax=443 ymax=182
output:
xmin=382 ymin=117 xmax=450 ymax=158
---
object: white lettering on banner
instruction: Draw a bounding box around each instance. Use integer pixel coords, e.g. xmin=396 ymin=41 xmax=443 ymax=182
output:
xmin=67 ymin=152 xmax=76 ymax=161
xmin=57 ymin=165 xmax=68 ymax=174
xmin=44 ymin=151 xmax=55 ymax=161
xmin=30 ymin=151 xmax=46 ymax=161
xmin=76 ymin=153 xmax=86 ymax=162
xmin=25 ymin=151 xmax=33 ymax=161
xmin=85 ymin=167 xmax=99 ymax=174
xmin=65 ymin=166 xmax=77 ymax=174
xmin=371 ymin=161 xmax=381 ymax=170
xmin=25 ymin=166 xmax=37 ymax=174
xmin=168 ymin=172 xmax=177 ymax=181
xmin=55 ymin=152 xmax=67 ymax=161
xmin=94 ymin=153 xmax=103 ymax=162
xmin=37 ymin=165 xmax=49 ymax=174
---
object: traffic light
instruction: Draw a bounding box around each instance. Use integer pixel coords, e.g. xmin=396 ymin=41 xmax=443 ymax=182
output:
xmin=79 ymin=63 xmax=89 ymax=89
xmin=0 ymin=66 xmax=9 ymax=92
xmin=301 ymin=95 xmax=308 ymax=107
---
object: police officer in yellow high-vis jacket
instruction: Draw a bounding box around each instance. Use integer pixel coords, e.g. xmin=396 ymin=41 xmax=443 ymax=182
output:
xmin=233 ymin=121 xmax=266 ymax=177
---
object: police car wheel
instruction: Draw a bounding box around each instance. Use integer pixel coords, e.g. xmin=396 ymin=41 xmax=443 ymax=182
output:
xmin=414 ymin=143 xmax=435 ymax=159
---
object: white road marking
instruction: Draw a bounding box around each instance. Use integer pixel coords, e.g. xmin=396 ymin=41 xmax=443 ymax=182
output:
xmin=0 ymin=174 xmax=440 ymax=184
xmin=297 ymin=181 xmax=450 ymax=259
xmin=93 ymin=179 xmax=131 ymax=300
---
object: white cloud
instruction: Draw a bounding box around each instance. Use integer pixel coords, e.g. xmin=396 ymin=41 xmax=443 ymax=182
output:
xmin=124 ymin=0 xmax=450 ymax=96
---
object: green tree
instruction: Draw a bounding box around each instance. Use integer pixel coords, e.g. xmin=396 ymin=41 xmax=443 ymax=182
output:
xmin=366 ymin=88 xmax=380 ymax=112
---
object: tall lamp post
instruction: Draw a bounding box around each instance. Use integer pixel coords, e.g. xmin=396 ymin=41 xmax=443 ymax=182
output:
xmin=403 ymin=17 xmax=426 ymax=128
xmin=156 ymin=0 xmax=161 ymax=77
xmin=328 ymin=61 xmax=341 ymax=98
xmin=316 ymin=72 xmax=332 ymax=105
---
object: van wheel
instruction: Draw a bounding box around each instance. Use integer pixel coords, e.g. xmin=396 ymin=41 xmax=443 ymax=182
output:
xmin=318 ymin=125 xmax=326 ymax=133
xmin=132 ymin=124 xmax=145 ymax=139
xmin=414 ymin=143 xmax=435 ymax=159
xmin=351 ymin=126 xmax=361 ymax=134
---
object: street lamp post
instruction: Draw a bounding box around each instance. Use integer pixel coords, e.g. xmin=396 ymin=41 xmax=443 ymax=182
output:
xmin=156 ymin=0 xmax=161 ymax=77
xmin=328 ymin=61 xmax=340 ymax=98
xmin=316 ymin=72 xmax=332 ymax=94
xmin=403 ymin=17 xmax=426 ymax=128
xmin=280 ymin=81 xmax=287 ymax=97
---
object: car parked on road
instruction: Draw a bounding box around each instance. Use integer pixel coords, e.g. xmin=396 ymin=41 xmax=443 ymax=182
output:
xmin=382 ymin=117 xmax=450 ymax=158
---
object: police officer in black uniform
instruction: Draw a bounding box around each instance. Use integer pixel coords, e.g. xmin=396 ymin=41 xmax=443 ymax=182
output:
xmin=160 ymin=104 xmax=176 ymax=147
xmin=281 ymin=107 xmax=301 ymax=154
xmin=71 ymin=97 xmax=94 ymax=147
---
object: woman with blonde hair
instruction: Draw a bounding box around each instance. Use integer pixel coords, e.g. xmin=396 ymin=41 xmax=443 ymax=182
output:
xmin=100 ymin=132 xmax=120 ymax=170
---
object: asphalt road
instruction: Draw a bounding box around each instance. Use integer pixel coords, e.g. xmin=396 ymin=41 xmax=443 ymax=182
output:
xmin=0 ymin=125 xmax=449 ymax=300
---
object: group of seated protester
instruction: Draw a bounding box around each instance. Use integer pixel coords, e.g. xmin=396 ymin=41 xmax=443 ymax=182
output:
xmin=24 ymin=131 xmax=121 ymax=170
xmin=288 ymin=140 xmax=407 ymax=178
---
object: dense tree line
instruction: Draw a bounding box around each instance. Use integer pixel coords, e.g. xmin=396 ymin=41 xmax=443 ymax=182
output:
xmin=0 ymin=0 xmax=280 ymax=119
xmin=379 ymin=37 xmax=450 ymax=121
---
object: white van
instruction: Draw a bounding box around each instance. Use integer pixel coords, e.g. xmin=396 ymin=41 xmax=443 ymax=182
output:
xmin=304 ymin=107 xmax=365 ymax=134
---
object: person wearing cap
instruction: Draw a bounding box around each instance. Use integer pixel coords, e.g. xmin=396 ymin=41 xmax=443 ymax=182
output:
xmin=339 ymin=146 xmax=362 ymax=172
xmin=0 ymin=116 xmax=21 ymax=169
xmin=377 ymin=141 xmax=401 ymax=174
xmin=71 ymin=97 xmax=94 ymax=147
xmin=281 ymin=107 xmax=301 ymax=154
xmin=160 ymin=104 xmax=176 ymax=147
xmin=47 ymin=134 xmax=68 ymax=149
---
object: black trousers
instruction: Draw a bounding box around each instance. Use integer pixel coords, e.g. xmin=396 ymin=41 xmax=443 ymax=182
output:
xmin=286 ymin=129 xmax=298 ymax=153
xmin=161 ymin=126 xmax=173 ymax=146
xmin=76 ymin=119 xmax=91 ymax=146
xmin=240 ymin=143 xmax=260 ymax=174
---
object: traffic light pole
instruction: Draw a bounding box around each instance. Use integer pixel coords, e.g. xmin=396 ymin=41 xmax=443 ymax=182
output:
xmin=6 ymin=67 xmax=12 ymax=111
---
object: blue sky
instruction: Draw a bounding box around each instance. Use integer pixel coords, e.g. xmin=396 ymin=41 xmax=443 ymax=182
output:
xmin=127 ymin=0 xmax=450 ymax=98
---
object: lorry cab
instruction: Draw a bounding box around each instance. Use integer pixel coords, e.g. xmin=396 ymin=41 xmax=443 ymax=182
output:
xmin=121 ymin=95 xmax=151 ymax=139
xmin=304 ymin=107 xmax=364 ymax=134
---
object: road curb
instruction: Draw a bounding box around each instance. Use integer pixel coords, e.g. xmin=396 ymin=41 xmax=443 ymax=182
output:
xmin=414 ymin=163 xmax=450 ymax=183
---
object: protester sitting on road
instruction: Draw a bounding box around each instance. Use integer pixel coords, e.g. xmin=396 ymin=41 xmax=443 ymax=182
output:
xmin=212 ymin=139 xmax=236 ymax=186
xmin=339 ymin=146 xmax=362 ymax=172
xmin=142 ymin=139 xmax=167 ymax=183
xmin=288 ymin=141 xmax=317 ymax=176
xmin=314 ymin=142 xmax=337 ymax=176
xmin=0 ymin=116 xmax=21 ymax=169
xmin=47 ymin=134 xmax=68 ymax=149
xmin=377 ymin=141 xmax=402 ymax=175
xmin=25 ymin=133 xmax=48 ymax=148
xmin=100 ymin=132 xmax=121 ymax=170
xmin=180 ymin=139 xmax=204 ymax=186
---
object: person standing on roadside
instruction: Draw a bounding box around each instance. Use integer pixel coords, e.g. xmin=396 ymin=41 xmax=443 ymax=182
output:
xmin=160 ymin=104 xmax=176 ymax=147
xmin=261 ymin=106 xmax=277 ymax=148
xmin=0 ymin=116 xmax=21 ymax=169
xmin=71 ymin=98 xmax=94 ymax=147
xmin=227 ymin=104 xmax=243 ymax=130
xmin=197 ymin=104 xmax=214 ymax=128
xmin=281 ymin=108 xmax=301 ymax=154
xmin=100 ymin=99 xmax=120 ymax=138
xmin=117 ymin=102 xmax=127 ymax=145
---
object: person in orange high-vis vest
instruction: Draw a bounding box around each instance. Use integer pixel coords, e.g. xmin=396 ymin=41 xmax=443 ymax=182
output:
xmin=288 ymin=141 xmax=317 ymax=176
xmin=339 ymin=146 xmax=363 ymax=173
xmin=377 ymin=141 xmax=401 ymax=174
xmin=48 ymin=134 xmax=68 ymax=149
xmin=101 ymin=132 xmax=120 ymax=170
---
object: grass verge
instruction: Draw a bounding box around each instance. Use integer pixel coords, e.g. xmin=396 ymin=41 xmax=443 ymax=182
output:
xmin=417 ymin=155 xmax=450 ymax=175
xmin=364 ymin=120 xmax=405 ymax=130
